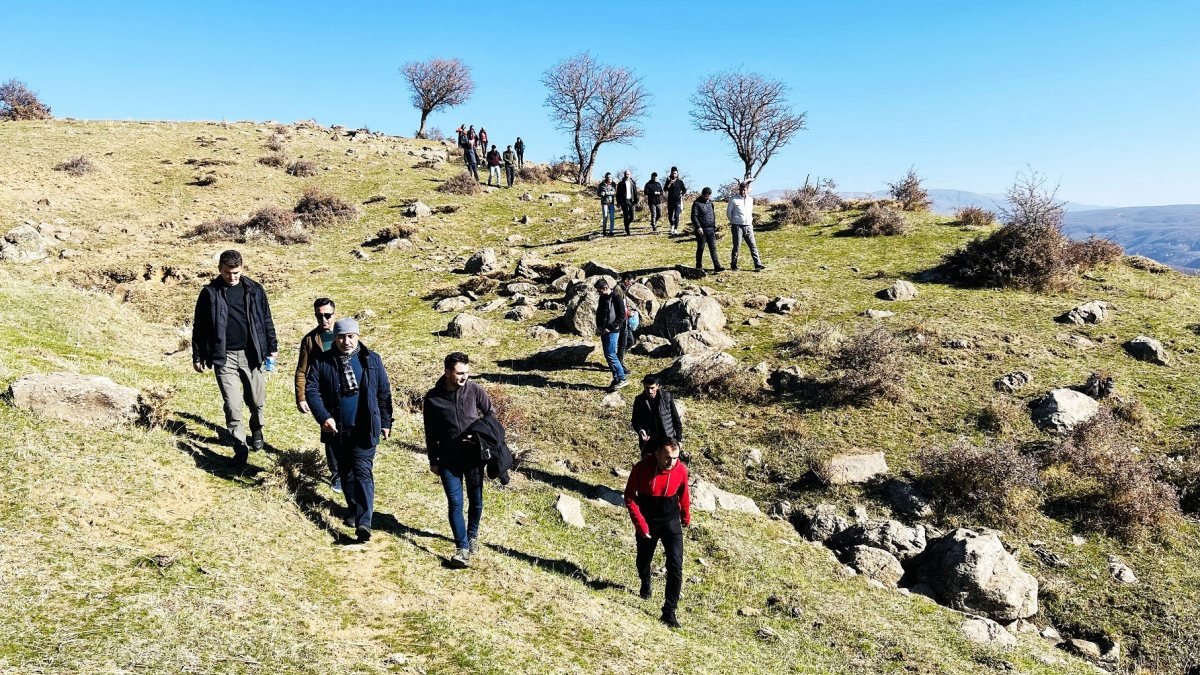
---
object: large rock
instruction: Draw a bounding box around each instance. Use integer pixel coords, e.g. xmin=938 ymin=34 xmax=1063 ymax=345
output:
xmin=673 ymin=330 xmax=735 ymax=356
xmin=1124 ymin=335 xmax=1169 ymax=366
xmin=689 ymin=478 xmax=761 ymax=515
xmin=960 ymin=618 xmax=1016 ymax=649
xmin=655 ymin=296 xmax=726 ymax=338
xmin=631 ymin=334 xmax=672 ymax=358
xmin=623 ymin=282 xmax=660 ymax=322
xmin=560 ymin=276 xmax=616 ymax=337
xmin=504 ymin=282 xmax=541 ymax=297
xmin=912 ymin=528 xmax=1038 ymax=621
xmin=433 ymin=295 xmax=472 ymax=312
xmin=447 ymin=313 xmax=491 ymax=338
xmin=464 ymin=248 xmax=497 ymax=274
xmin=582 ymin=261 xmax=621 ymax=279
xmin=819 ymin=452 xmax=889 ymax=485
xmin=541 ymin=192 xmax=571 ymax=203
xmin=793 ymin=504 xmax=850 ymax=542
xmin=504 ymin=305 xmax=535 ymax=321
xmin=1057 ymin=300 xmax=1109 ymax=325
xmin=1031 ymin=388 xmax=1099 ymax=433
xmin=656 ymin=351 xmax=738 ymax=390
xmin=766 ymin=297 xmax=798 ymax=314
xmin=647 ymin=271 xmax=683 ymax=299
xmin=0 ymin=224 xmax=52 ymax=263
xmin=404 ymin=200 xmax=433 ymax=218
xmin=527 ymin=343 xmax=595 ymax=368
xmin=878 ymin=280 xmax=917 ymax=302
xmin=882 ymin=479 xmax=933 ymax=519
xmin=555 ymin=494 xmax=586 ymax=527
xmin=829 ymin=520 xmax=926 ymax=562
xmin=844 ymin=546 xmax=904 ymax=587
xmin=8 ymin=372 xmax=143 ymax=427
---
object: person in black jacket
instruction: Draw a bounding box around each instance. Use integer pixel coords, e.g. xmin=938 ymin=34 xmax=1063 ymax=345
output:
xmin=192 ymin=250 xmax=278 ymax=465
xmin=423 ymin=352 xmax=495 ymax=568
xmin=631 ymin=376 xmax=683 ymax=456
xmin=615 ymin=170 xmax=639 ymax=235
xmin=691 ymin=187 xmax=724 ymax=273
xmin=304 ymin=318 xmax=393 ymax=543
xmin=663 ymin=166 xmax=687 ymax=236
xmin=514 ymin=137 xmax=525 ymax=169
xmin=595 ymin=278 xmax=629 ymax=390
xmin=643 ymin=172 xmax=664 ymax=231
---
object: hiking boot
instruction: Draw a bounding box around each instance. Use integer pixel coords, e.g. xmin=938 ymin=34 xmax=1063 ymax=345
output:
xmin=232 ymin=446 xmax=248 ymax=468
xmin=753 ymin=264 xmax=767 ymax=272
xmin=250 ymin=429 xmax=264 ymax=451
xmin=614 ymin=378 xmax=630 ymax=390
xmin=639 ymin=581 xmax=652 ymax=600
xmin=331 ymin=477 xmax=342 ymax=493
xmin=342 ymin=516 xmax=355 ymax=528
xmin=355 ymin=526 xmax=372 ymax=543
xmin=468 ymin=537 xmax=479 ymax=554
xmin=714 ymin=266 xmax=726 ymax=273
xmin=450 ymin=548 xmax=472 ymax=568
xmin=660 ymin=610 xmax=681 ymax=628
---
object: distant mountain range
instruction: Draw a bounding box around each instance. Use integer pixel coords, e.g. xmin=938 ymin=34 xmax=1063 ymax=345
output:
xmin=757 ymin=187 xmax=1199 ymax=274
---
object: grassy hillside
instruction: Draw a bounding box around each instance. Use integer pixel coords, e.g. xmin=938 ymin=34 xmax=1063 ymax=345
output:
xmin=1 ymin=119 xmax=1197 ymax=673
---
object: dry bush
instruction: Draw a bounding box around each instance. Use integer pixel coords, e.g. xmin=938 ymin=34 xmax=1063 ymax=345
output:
xmin=769 ymin=178 xmax=842 ymax=227
xmin=0 ymin=78 xmax=52 ymax=120
xmin=1157 ymin=453 xmax=1200 ymax=516
xmin=848 ymin=203 xmax=909 ymax=237
xmin=1064 ymin=236 xmax=1123 ymax=270
xmin=978 ymin=398 xmax=1022 ymax=436
xmin=185 ymin=216 xmax=244 ymax=240
xmin=517 ymin=164 xmax=550 ymax=183
xmin=191 ymin=173 xmax=218 ymax=186
xmin=940 ymin=223 xmax=1074 ymax=291
xmin=1112 ymin=397 xmax=1155 ymax=432
xmin=828 ymin=327 xmax=907 ymax=405
xmin=1125 ymin=255 xmax=1172 ymax=274
xmin=273 ymin=123 xmax=290 ymax=135
xmin=548 ymin=156 xmax=579 ymax=181
xmin=694 ymin=368 xmax=769 ymax=403
xmin=243 ymin=205 xmax=307 ymax=243
xmin=257 ymin=153 xmax=287 ymax=168
xmin=53 ymin=155 xmax=95 ymax=176
xmin=184 ymin=158 xmax=237 ymax=167
xmin=483 ymin=385 xmax=529 ymax=438
xmin=887 ymin=167 xmax=932 ymax=211
xmin=782 ymin=322 xmax=845 ymax=357
xmin=919 ymin=438 xmax=1043 ymax=530
xmin=954 ymin=205 xmax=995 ymax=227
xmin=138 ymin=385 xmax=177 ymax=430
xmin=294 ymin=186 xmax=358 ymax=226
xmin=437 ymin=170 xmax=481 ymax=195
xmin=425 ymin=127 xmax=447 ymax=142
xmin=264 ymin=136 xmax=285 ymax=152
xmin=1142 ymin=284 xmax=1176 ymax=301
xmin=287 ymin=160 xmax=319 ymax=177
xmin=376 ymin=222 xmax=417 ymax=242
xmin=458 ymin=275 xmax=499 ymax=297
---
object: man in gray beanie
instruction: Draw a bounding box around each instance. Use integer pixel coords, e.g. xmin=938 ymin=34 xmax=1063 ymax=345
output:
xmin=305 ymin=317 xmax=393 ymax=543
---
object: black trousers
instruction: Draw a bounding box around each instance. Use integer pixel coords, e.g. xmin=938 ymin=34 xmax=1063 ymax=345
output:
xmin=636 ymin=526 xmax=684 ymax=614
xmin=504 ymin=165 xmax=515 ymax=187
xmin=620 ymin=203 xmax=635 ymax=233
xmin=647 ymin=203 xmax=661 ymax=230
xmin=333 ymin=437 xmax=376 ymax=530
xmin=695 ymin=230 xmax=719 ymax=270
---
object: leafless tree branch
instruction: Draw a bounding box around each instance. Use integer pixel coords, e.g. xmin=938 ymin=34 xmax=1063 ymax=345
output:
xmin=399 ymin=58 xmax=474 ymax=139
xmin=690 ymin=71 xmax=806 ymax=181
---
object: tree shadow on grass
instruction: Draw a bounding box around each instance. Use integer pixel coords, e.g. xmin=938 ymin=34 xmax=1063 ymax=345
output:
xmin=475 ymin=371 xmax=609 ymax=392
xmin=485 ymin=543 xmax=626 ymax=592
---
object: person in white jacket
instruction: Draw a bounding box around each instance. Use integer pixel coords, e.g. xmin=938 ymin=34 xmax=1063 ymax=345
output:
xmin=726 ymin=182 xmax=765 ymax=271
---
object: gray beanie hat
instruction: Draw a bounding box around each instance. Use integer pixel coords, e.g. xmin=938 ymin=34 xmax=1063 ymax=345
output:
xmin=333 ymin=318 xmax=360 ymax=335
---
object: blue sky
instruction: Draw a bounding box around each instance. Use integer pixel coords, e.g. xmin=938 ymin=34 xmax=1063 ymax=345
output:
xmin=5 ymin=0 xmax=1198 ymax=205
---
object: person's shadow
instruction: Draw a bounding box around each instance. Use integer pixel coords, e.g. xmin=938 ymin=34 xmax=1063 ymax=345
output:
xmin=485 ymin=543 xmax=626 ymax=592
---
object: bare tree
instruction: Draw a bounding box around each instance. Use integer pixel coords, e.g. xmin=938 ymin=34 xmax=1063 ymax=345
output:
xmin=542 ymin=53 xmax=651 ymax=185
xmin=399 ymin=58 xmax=474 ymax=139
xmin=0 ymin=78 xmax=52 ymax=121
xmin=1001 ymin=167 xmax=1065 ymax=229
xmin=887 ymin=166 xmax=932 ymax=211
xmin=690 ymin=71 xmax=806 ymax=181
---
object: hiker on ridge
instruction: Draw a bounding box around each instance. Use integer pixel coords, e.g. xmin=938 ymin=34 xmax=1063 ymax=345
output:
xmin=624 ymin=436 xmax=691 ymax=628
xmin=692 ymin=187 xmax=723 ymax=273
xmin=663 ymin=167 xmax=687 ymax=236
xmin=727 ymin=181 xmax=765 ymax=272
xmin=643 ymin=172 xmax=664 ymax=232
xmin=486 ymin=144 xmax=503 ymax=187
xmin=597 ymin=172 xmax=617 ymax=237
xmin=502 ymin=145 xmax=518 ymax=188
xmin=295 ymin=296 xmax=342 ymax=491
xmin=616 ymin=169 xmax=639 ymax=235
xmin=595 ymin=278 xmax=629 ymax=390
xmin=514 ymin=137 xmax=525 ymax=169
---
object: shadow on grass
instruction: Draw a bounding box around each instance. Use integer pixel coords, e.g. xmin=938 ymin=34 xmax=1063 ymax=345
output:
xmin=175 ymin=438 xmax=265 ymax=485
xmin=372 ymin=511 xmax=454 ymax=561
xmin=485 ymin=543 xmax=627 ymax=592
xmin=522 ymin=466 xmax=620 ymax=503
xmin=476 ymin=371 xmax=609 ymax=391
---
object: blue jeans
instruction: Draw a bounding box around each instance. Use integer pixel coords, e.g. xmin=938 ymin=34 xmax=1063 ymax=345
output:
xmin=439 ymin=465 xmax=484 ymax=550
xmin=333 ymin=439 xmax=376 ymax=529
xmin=601 ymin=204 xmax=616 ymax=235
xmin=602 ymin=331 xmax=626 ymax=382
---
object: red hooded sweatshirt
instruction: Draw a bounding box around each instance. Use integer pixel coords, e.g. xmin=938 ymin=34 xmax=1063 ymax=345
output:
xmin=623 ymin=456 xmax=691 ymax=537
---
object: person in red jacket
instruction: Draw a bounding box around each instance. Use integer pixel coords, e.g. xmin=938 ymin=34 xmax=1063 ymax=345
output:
xmin=624 ymin=436 xmax=691 ymax=628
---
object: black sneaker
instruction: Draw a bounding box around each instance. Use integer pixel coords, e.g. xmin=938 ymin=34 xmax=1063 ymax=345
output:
xmin=331 ymin=477 xmax=343 ymax=493
xmin=639 ymin=582 xmax=652 ymax=600
xmin=614 ymin=378 xmax=630 ymax=390
xmin=754 ymin=265 xmax=766 ymax=272
xmin=714 ymin=266 xmax=726 ymax=273
xmin=660 ymin=611 xmax=681 ymax=628
xmin=250 ymin=429 xmax=264 ymax=451
xmin=355 ymin=526 xmax=372 ymax=543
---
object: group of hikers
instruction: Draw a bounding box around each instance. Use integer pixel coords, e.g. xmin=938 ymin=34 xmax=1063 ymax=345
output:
xmin=596 ymin=167 xmax=765 ymax=275
xmin=191 ymin=249 xmax=692 ymax=627
xmin=455 ymin=124 xmax=525 ymax=188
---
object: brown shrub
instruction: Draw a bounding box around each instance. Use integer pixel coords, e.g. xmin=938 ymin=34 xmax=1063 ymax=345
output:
xmin=53 ymin=155 xmax=95 ymax=176
xmin=919 ymin=438 xmax=1043 ymax=529
xmin=0 ymin=78 xmax=52 ymax=120
xmin=257 ymin=153 xmax=287 ymax=168
xmin=1157 ymin=452 xmax=1200 ymax=515
xmin=954 ymin=205 xmax=995 ymax=227
xmin=848 ymin=204 xmax=909 ymax=236
xmin=483 ymin=385 xmax=529 ymax=438
xmin=185 ymin=217 xmax=244 ymax=240
xmin=1142 ymin=284 xmax=1176 ymax=301
xmin=1112 ymin=397 xmax=1155 ymax=432
xmin=548 ymin=157 xmax=578 ymax=181
xmin=243 ymin=205 xmax=306 ymax=243
xmin=138 ymin=384 xmax=177 ymax=430
xmin=828 ymin=327 xmax=907 ymax=404
xmin=978 ymin=398 xmax=1022 ymax=436
xmin=782 ymin=322 xmax=845 ymax=357
xmin=694 ymin=367 xmax=769 ymax=403
xmin=1125 ymin=255 xmax=1172 ymax=274
xmin=437 ymin=170 xmax=481 ymax=195
xmin=769 ymin=178 xmax=842 ymax=227
xmin=458 ymin=275 xmax=499 ymax=297
xmin=287 ymin=160 xmax=319 ymax=177
xmin=1064 ymin=236 xmax=1123 ymax=271
xmin=939 ymin=223 xmax=1074 ymax=291
xmin=294 ymin=186 xmax=357 ymax=226
xmin=376 ymin=222 xmax=417 ymax=242
xmin=887 ymin=167 xmax=932 ymax=212
xmin=264 ymin=136 xmax=285 ymax=152
xmin=191 ymin=173 xmax=218 ymax=187
xmin=517 ymin=164 xmax=551 ymax=183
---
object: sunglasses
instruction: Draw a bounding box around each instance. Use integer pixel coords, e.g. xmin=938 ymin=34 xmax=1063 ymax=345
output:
xmin=316 ymin=312 xmax=333 ymax=319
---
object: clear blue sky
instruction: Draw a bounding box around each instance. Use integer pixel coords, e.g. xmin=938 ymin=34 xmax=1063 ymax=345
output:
xmin=5 ymin=0 xmax=1198 ymax=206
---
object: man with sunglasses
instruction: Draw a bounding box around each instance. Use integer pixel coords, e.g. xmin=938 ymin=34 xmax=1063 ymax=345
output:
xmin=296 ymin=297 xmax=341 ymax=490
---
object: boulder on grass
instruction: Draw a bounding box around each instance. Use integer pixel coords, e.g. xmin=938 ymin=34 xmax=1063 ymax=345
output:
xmin=673 ymin=330 xmax=735 ymax=356
xmin=1124 ymin=335 xmax=1169 ymax=366
xmin=655 ymin=296 xmax=726 ymax=338
xmin=1057 ymin=300 xmax=1109 ymax=325
xmin=793 ymin=504 xmax=850 ymax=542
xmin=1031 ymin=388 xmax=1098 ymax=433
xmin=647 ymin=271 xmax=683 ymax=299
xmin=878 ymin=280 xmax=917 ymax=302
xmin=911 ymin=528 xmax=1038 ymax=622
xmin=631 ymin=334 xmax=672 ymax=358
xmin=689 ymin=478 xmax=761 ymax=515
xmin=843 ymin=546 xmax=904 ymax=586
xmin=7 ymin=372 xmax=143 ymax=427
xmin=464 ymin=248 xmax=497 ymax=274
xmin=656 ymin=351 xmax=738 ymax=391
xmin=555 ymin=494 xmax=586 ymax=527
xmin=447 ymin=314 xmax=490 ymax=338
xmin=818 ymin=452 xmax=888 ymax=485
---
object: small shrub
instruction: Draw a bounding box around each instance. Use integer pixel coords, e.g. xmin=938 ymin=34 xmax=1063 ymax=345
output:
xmin=782 ymin=322 xmax=845 ymax=357
xmin=0 ymin=78 xmax=52 ymax=120
xmin=185 ymin=216 xmax=244 ymax=240
xmin=483 ymin=385 xmax=529 ymax=438
xmin=378 ymin=222 xmax=417 ymax=241
xmin=1125 ymin=255 xmax=1172 ymax=274
xmin=138 ymin=384 xmax=177 ymax=430
xmin=887 ymin=167 xmax=932 ymax=212
xmin=517 ymin=164 xmax=550 ymax=183
xmin=264 ymin=136 xmax=285 ymax=152
xmin=458 ymin=275 xmax=499 ymax=297
xmin=287 ymin=160 xmax=319 ymax=177
xmin=940 ymin=223 xmax=1073 ymax=291
xmin=548 ymin=156 xmax=578 ymax=181
xmin=828 ymin=327 xmax=907 ymax=405
xmin=437 ymin=171 xmax=481 ymax=195
xmin=1142 ymin=284 xmax=1176 ymax=301
xmin=1157 ymin=452 xmax=1200 ymax=515
xmin=425 ymin=127 xmax=447 ymax=142
xmin=1112 ymin=397 xmax=1155 ymax=432
xmin=848 ymin=204 xmax=909 ymax=236
xmin=294 ymin=186 xmax=358 ymax=226
xmin=257 ymin=153 xmax=287 ymax=168
xmin=919 ymin=438 xmax=1043 ymax=530
xmin=1064 ymin=236 xmax=1123 ymax=271
xmin=954 ymin=205 xmax=995 ymax=227
xmin=191 ymin=173 xmax=218 ymax=186
xmin=769 ymin=178 xmax=842 ymax=227
xmin=53 ymin=155 xmax=95 ymax=176
xmin=243 ymin=205 xmax=306 ymax=243
xmin=694 ymin=367 xmax=769 ymax=403
xmin=978 ymin=398 xmax=1022 ymax=436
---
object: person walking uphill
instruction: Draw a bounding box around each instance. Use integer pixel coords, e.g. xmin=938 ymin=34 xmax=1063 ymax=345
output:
xmin=595 ymin=278 xmax=629 ymax=390
xmin=727 ymin=181 xmax=765 ymax=271
xmin=663 ymin=167 xmax=687 ymax=236
xmin=643 ymin=172 xmax=664 ymax=231
xmin=424 ymin=352 xmax=495 ymax=568
xmin=691 ymin=187 xmax=724 ymax=273
xmin=624 ymin=437 xmax=691 ymax=628
xmin=502 ymin=145 xmax=518 ymax=188
xmin=631 ymin=375 xmax=683 ymax=456
xmin=192 ymin=249 xmax=278 ymax=466
xmin=597 ymin=172 xmax=617 ymax=237
xmin=295 ymin=297 xmax=342 ymax=490
xmin=305 ymin=318 xmax=393 ymax=544
xmin=616 ymin=170 xmax=639 ymax=235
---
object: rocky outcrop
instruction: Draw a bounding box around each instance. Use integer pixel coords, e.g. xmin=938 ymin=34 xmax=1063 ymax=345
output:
xmin=673 ymin=330 xmax=735 ymax=356
xmin=689 ymin=478 xmax=761 ymax=515
xmin=1031 ymin=388 xmax=1099 ymax=433
xmin=447 ymin=314 xmax=490 ymax=338
xmin=464 ymin=248 xmax=497 ymax=274
xmin=655 ymin=296 xmax=726 ymax=338
xmin=7 ymin=372 xmax=144 ymax=427
xmin=818 ymin=452 xmax=889 ymax=485
xmin=909 ymin=528 xmax=1038 ymax=621
xmin=1057 ymin=300 xmax=1109 ymax=325
xmin=1124 ymin=335 xmax=1169 ymax=366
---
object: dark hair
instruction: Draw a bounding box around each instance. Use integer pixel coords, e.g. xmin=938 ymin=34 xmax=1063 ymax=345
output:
xmin=313 ymin=297 xmax=335 ymax=311
xmin=651 ymin=172 xmax=658 ymax=179
xmin=701 ymin=187 xmax=712 ymax=197
xmin=621 ymin=272 xmax=635 ymax=283
xmin=444 ymin=351 xmax=470 ymax=370
xmin=218 ymin=249 xmax=243 ymax=268
xmin=654 ymin=436 xmax=680 ymax=453
xmin=642 ymin=374 xmax=660 ymax=386
xmin=670 ymin=166 xmax=678 ymax=172
xmin=594 ymin=278 xmax=611 ymax=290
xmin=604 ymin=172 xmax=611 ymax=178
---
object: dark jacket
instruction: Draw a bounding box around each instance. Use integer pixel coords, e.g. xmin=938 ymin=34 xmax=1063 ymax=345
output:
xmin=514 ymin=139 xmax=525 ymax=153
xmin=643 ymin=180 xmax=664 ymax=205
xmin=616 ymin=178 xmax=639 ymax=207
xmin=595 ymin=291 xmax=627 ymax=335
xmin=486 ymin=150 xmax=502 ymax=167
xmin=192 ymin=275 xmax=278 ymax=369
xmin=465 ymin=413 xmax=513 ymax=484
xmin=631 ymin=390 xmax=683 ymax=444
xmin=663 ymin=177 xmax=687 ymax=206
xmin=597 ymin=181 xmax=616 ymax=205
xmin=305 ymin=345 xmax=393 ymax=449
xmin=691 ymin=199 xmax=716 ymax=233
xmin=423 ymin=378 xmax=495 ymax=469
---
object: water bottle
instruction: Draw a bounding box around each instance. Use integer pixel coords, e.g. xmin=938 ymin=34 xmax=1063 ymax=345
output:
xmin=264 ymin=356 xmax=276 ymax=372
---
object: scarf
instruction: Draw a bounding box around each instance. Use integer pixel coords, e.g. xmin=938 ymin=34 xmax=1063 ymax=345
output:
xmin=338 ymin=346 xmax=360 ymax=396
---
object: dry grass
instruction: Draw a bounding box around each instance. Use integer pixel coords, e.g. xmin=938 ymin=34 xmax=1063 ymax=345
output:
xmin=437 ymin=170 xmax=481 ymax=195
xmin=847 ymin=204 xmax=909 ymax=237
xmin=918 ymin=438 xmax=1043 ymax=530
xmin=953 ymin=205 xmax=995 ymax=227
xmin=517 ymin=164 xmax=550 ymax=183
xmin=257 ymin=153 xmax=287 ymax=168
xmin=293 ymin=185 xmax=357 ymax=226
xmin=286 ymin=160 xmax=318 ymax=177
xmin=828 ymin=327 xmax=908 ymax=405
xmin=53 ymin=155 xmax=95 ymax=176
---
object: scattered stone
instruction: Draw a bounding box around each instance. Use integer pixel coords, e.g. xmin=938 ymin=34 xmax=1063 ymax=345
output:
xmin=0 ymin=224 xmax=53 ymax=263
xmin=830 ymin=520 xmax=927 ymax=562
xmin=555 ymin=494 xmax=586 ymax=528
xmin=1040 ymin=626 xmax=1063 ymax=643
xmin=944 ymin=338 xmax=974 ymax=349
xmin=1062 ymin=638 xmax=1103 ymax=662
xmin=631 ymin=334 xmax=672 ymax=358
xmin=647 ymin=270 xmax=684 ymax=299
xmin=767 ymin=366 xmax=804 ymax=392
xmin=478 ymin=299 xmax=507 ymax=313
xmin=848 ymin=505 xmax=870 ymax=523
xmin=447 ymin=314 xmax=490 ymax=338
xmin=818 ymin=452 xmax=889 ymax=485
xmin=1079 ymin=371 xmax=1115 ymax=399
xmin=519 ymin=192 xmax=533 ymax=201
xmin=528 ymin=343 xmax=594 ymax=368
xmin=656 ymin=351 xmax=738 ymax=391
xmin=878 ymin=280 xmax=917 ymax=301
xmin=464 ymin=248 xmax=498 ymax=274
xmin=504 ymin=306 xmax=535 ymax=321
xmin=1055 ymin=333 xmax=1096 ymax=350
xmin=793 ymin=504 xmax=850 ymax=542
xmin=737 ymin=607 xmax=762 ymax=617
xmin=1057 ymin=300 xmax=1109 ymax=325
xmin=1070 ymin=535 xmax=1086 ymax=547
xmin=994 ymin=370 xmax=1032 ymax=394
xmin=507 ymin=233 xmax=525 ymax=243
xmin=7 ymin=372 xmax=144 ymax=428
xmin=1108 ymin=556 xmax=1138 ymax=584
xmin=1031 ymin=388 xmax=1099 ymax=433
xmin=434 ymin=296 xmax=472 ymax=312
xmin=767 ymin=500 xmax=793 ymax=520
xmin=882 ymin=479 xmax=933 ymax=519
xmin=744 ymin=294 xmax=770 ymax=311
xmin=961 ymin=618 xmax=1016 ymax=649
xmin=861 ymin=309 xmax=894 ymax=319
xmin=404 ymin=200 xmax=433 ymax=218
xmin=912 ymin=528 xmax=1038 ymax=621
xmin=673 ymin=329 xmax=735 ymax=356
xmin=601 ymin=392 xmax=624 ymax=409
xmin=1124 ymin=335 xmax=1169 ymax=366
xmin=655 ymin=295 xmax=727 ymax=338
xmin=541 ymin=193 xmax=571 ymax=203
xmin=744 ymin=447 xmax=763 ymax=468
xmin=527 ymin=326 xmax=559 ymax=340
xmin=383 ymin=653 xmax=409 ymax=666
xmin=766 ymin=296 xmax=797 ymax=314
xmin=756 ymin=627 xmax=779 ymax=641
xmin=845 ymin=546 xmax=904 ymax=586
xmin=351 ymin=249 xmax=370 ymax=260
xmin=689 ymin=478 xmax=761 ymax=515
xmin=504 ymin=282 xmax=541 ymax=297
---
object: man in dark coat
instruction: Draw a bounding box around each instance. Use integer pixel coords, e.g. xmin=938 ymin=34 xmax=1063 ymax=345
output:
xmin=643 ymin=172 xmax=664 ymax=231
xmin=192 ymin=249 xmax=278 ymax=465
xmin=631 ymin=376 xmax=683 ymax=456
xmin=305 ymin=318 xmax=393 ymax=544
xmin=615 ymin=170 xmax=639 ymax=235
xmin=663 ymin=166 xmax=687 ymax=236
xmin=295 ymin=297 xmax=341 ymax=490
xmin=594 ymin=278 xmax=629 ymax=390
xmin=691 ymin=187 xmax=723 ymax=272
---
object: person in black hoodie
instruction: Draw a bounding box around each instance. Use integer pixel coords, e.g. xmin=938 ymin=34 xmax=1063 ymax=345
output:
xmin=305 ymin=318 xmax=393 ymax=544
xmin=663 ymin=166 xmax=687 ymax=235
xmin=615 ymin=170 xmax=639 ymax=235
xmin=643 ymin=172 xmax=664 ymax=231
xmin=631 ymin=375 xmax=683 ymax=456
xmin=691 ymin=187 xmax=724 ymax=272
xmin=424 ymin=352 xmax=495 ymax=568
xmin=192 ymin=249 xmax=278 ymax=465
xmin=594 ymin=278 xmax=629 ymax=390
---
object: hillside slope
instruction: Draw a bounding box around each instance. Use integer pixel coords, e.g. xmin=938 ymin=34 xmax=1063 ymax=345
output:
xmin=1 ymin=119 xmax=1197 ymax=673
